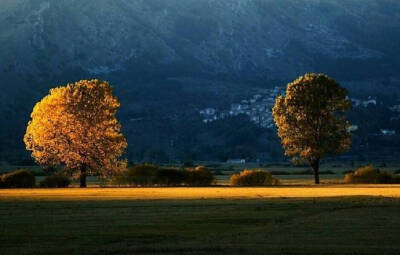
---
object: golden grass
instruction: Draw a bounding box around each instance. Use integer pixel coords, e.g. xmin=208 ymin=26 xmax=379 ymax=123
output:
xmin=1 ymin=185 xmax=400 ymax=201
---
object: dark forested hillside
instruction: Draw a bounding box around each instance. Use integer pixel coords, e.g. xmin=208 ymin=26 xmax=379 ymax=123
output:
xmin=1 ymin=0 xmax=400 ymax=162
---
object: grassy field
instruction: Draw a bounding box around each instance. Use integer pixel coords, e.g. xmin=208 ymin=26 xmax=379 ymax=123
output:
xmin=1 ymin=187 xmax=400 ymax=254
xmin=2 ymin=186 xmax=400 ymax=200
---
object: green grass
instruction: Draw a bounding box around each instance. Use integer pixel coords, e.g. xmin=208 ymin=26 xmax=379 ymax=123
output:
xmin=1 ymin=194 xmax=400 ymax=254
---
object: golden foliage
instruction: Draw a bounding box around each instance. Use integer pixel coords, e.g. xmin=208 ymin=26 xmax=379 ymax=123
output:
xmin=272 ymin=73 xmax=352 ymax=164
xmin=230 ymin=169 xmax=280 ymax=186
xmin=24 ymin=79 xmax=127 ymax=178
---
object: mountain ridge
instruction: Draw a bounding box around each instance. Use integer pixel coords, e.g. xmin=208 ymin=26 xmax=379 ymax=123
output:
xmin=2 ymin=0 xmax=400 ymax=86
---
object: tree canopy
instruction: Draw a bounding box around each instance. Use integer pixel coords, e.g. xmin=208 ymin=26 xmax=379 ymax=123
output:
xmin=24 ymin=79 xmax=127 ymax=187
xmin=272 ymin=73 xmax=352 ymax=184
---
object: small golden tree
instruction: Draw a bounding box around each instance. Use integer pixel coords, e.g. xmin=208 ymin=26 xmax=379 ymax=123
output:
xmin=272 ymin=73 xmax=351 ymax=184
xmin=24 ymin=79 xmax=127 ymax=187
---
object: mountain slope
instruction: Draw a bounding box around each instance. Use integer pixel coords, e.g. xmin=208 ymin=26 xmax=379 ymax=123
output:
xmin=2 ymin=0 xmax=400 ymax=85
xmin=1 ymin=0 xmax=400 ymax=160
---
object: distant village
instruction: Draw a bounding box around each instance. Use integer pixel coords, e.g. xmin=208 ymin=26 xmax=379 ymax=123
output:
xmin=199 ymin=88 xmax=400 ymax=136
xmin=199 ymin=86 xmax=284 ymax=128
xmin=350 ymin=96 xmax=399 ymax=136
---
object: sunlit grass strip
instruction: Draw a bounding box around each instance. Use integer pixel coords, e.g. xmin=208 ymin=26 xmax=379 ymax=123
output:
xmin=1 ymin=186 xmax=400 ymax=201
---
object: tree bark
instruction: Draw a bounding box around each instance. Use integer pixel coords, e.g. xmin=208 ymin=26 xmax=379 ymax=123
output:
xmin=311 ymin=159 xmax=320 ymax=184
xmin=80 ymin=165 xmax=87 ymax=188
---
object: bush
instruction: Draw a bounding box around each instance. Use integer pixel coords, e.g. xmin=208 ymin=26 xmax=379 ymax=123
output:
xmin=156 ymin=168 xmax=186 ymax=186
xmin=345 ymin=165 xmax=380 ymax=184
xmin=345 ymin=165 xmax=400 ymax=184
xmin=110 ymin=165 xmax=216 ymax=187
xmin=185 ymin=166 xmax=215 ymax=186
xmin=230 ymin=170 xmax=280 ymax=186
xmin=39 ymin=174 xmax=71 ymax=188
xmin=376 ymin=171 xmax=396 ymax=184
xmin=114 ymin=164 xmax=158 ymax=186
xmin=0 ymin=170 xmax=35 ymax=188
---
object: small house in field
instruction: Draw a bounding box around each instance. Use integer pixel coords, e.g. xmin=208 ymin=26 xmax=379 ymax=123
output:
xmin=227 ymin=158 xmax=246 ymax=164
xmin=362 ymin=98 xmax=377 ymax=107
xmin=204 ymin=108 xmax=216 ymax=115
xmin=347 ymin=125 xmax=359 ymax=132
xmin=380 ymin=129 xmax=396 ymax=136
xmin=389 ymin=105 xmax=400 ymax=112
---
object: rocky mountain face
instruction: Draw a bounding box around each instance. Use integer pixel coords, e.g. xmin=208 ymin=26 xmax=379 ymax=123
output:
xmin=1 ymin=0 xmax=400 ymax=161
xmin=2 ymin=0 xmax=400 ymax=83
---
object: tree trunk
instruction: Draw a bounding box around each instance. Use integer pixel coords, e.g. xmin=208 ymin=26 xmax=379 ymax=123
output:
xmin=311 ymin=159 xmax=320 ymax=184
xmin=80 ymin=165 xmax=87 ymax=188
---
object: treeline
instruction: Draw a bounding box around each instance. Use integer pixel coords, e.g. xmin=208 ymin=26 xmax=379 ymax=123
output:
xmin=1 ymin=164 xmax=400 ymax=188
xmin=0 ymin=165 xmax=217 ymax=188
xmin=111 ymin=165 xmax=215 ymax=186
xmin=123 ymin=114 xmax=283 ymax=163
xmin=0 ymin=170 xmax=70 ymax=188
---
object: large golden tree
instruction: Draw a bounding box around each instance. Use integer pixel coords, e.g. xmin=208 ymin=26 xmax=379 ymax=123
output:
xmin=272 ymin=73 xmax=351 ymax=184
xmin=24 ymin=79 xmax=127 ymax=187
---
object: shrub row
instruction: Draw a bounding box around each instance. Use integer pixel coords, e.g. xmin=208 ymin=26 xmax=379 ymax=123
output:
xmin=345 ymin=165 xmax=400 ymax=184
xmin=0 ymin=169 xmax=70 ymax=188
xmin=0 ymin=170 xmax=35 ymax=188
xmin=39 ymin=174 xmax=71 ymax=188
xmin=230 ymin=170 xmax=280 ymax=186
xmin=7 ymin=165 xmax=400 ymax=187
xmin=111 ymin=165 xmax=216 ymax=186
